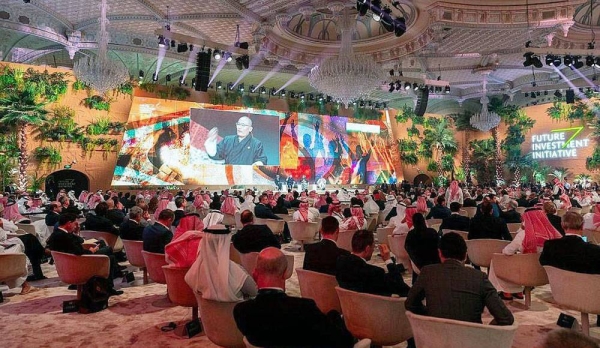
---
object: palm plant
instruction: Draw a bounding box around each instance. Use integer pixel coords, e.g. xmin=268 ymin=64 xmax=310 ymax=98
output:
xmin=451 ymin=111 xmax=476 ymax=180
xmin=530 ymin=163 xmax=552 ymax=185
xmin=574 ymin=173 xmax=592 ymax=187
xmin=550 ymin=167 xmax=571 ymax=182
xmin=504 ymin=153 xmax=532 ymax=187
xmin=422 ymin=118 xmax=458 ymax=178
xmin=469 ymin=139 xmax=496 ymax=185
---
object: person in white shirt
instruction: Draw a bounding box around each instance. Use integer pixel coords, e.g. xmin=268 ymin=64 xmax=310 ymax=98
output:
xmin=583 ymin=203 xmax=600 ymax=230
xmin=0 ymin=216 xmax=36 ymax=294
xmin=363 ymin=195 xmax=380 ymax=216
xmin=293 ymin=198 xmax=319 ymax=222
xmin=339 ymin=206 xmax=368 ymax=231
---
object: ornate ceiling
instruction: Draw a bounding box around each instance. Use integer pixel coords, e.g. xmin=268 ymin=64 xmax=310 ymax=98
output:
xmin=0 ymin=0 xmax=595 ymax=113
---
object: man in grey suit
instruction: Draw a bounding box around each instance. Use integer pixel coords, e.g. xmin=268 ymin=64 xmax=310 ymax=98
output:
xmin=405 ymin=232 xmax=514 ymax=325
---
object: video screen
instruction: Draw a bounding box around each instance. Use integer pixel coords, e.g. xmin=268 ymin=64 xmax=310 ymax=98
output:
xmin=111 ymin=96 xmax=396 ymax=187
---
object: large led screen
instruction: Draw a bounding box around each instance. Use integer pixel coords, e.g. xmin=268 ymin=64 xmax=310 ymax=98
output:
xmin=111 ymin=96 xmax=396 ymax=187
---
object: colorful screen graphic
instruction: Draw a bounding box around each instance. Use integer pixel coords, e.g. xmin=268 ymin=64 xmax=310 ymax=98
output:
xmin=111 ymin=96 xmax=395 ymax=187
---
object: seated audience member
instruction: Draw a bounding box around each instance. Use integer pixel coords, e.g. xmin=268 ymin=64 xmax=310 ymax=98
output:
xmin=46 ymin=213 xmax=123 ymax=295
xmin=174 ymin=210 xmax=203 ymax=237
xmin=254 ymin=194 xmax=291 ymax=242
xmin=303 ymin=216 xmax=351 ymax=275
xmin=445 ymin=180 xmax=464 ymax=205
xmin=203 ymin=201 xmax=224 ymax=227
xmin=405 ymin=232 xmax=514 ymax=325
xmin=390 ymin=202 xmax=417 ymax=236
xmin=105 ymin=198 xmax=125 ymax=226
xmin=405 ymin=213 xmax=440 ymax=284
xmin=540 ymin=328 xmax=599 ymax=348
xmin=426 ymin=196 xmax=452 ymax=220
xmin=172 ymin=197 xmax=187 ymax=227
xmin=500 ymin=200 xmax=521 ymax=224
xmin=84 ymin=202 xmax=119 ymax=236
xmin=582 ymin=202 xmax=600 ymax=231
xmin=328 ymin=199 xmax=345 ymax=223
xmin=45 ymin=202 xmax=62 ymax=227
xmin=234 ymin=247 xmax=354 ymax=347
xmin=185 ymin=225 xmax=257 ymax=301
xmin=232 ymin=210 xmax=280 ymax=254
xmin=363 ymin=195 xmax=380 ymax=215
xmin=220 ymin=196 xmax=238 ymax=217
xmin=292 ymin=198 xmax=319 ymax=222
xmin=3 ymin=200 xmax=31 ymax=224
xmin=339 ymin=206 xmax=368 ymax=230
xmin=439 ymin=202 xmax=470 ymax=233
xmin=119 ymin=206 xmax=145 ymax=241
xmin=318 ymin=196 xmax=333 ymax=213
xmin=271 ymin=196 xmax=289 ymax=215
xmin=336 ymin=230 xmax=410 ymax=297
xmin=142 ymin=209 xmax=174 ymax=254
xmin=468 ymin=201 xmax=512 ymax=241
xmin=165 ymin=229 xmax=204 ymax=268
xmin=544 ymin=201 xmax=565 ymax=236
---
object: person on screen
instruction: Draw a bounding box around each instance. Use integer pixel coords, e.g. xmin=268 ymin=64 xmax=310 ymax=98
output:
xmin=204 ymin=116 xmax=268 ymax=165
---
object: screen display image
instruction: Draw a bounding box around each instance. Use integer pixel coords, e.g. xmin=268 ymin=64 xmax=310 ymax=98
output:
xmin=111 ymin=96 xmax=396 ymax=187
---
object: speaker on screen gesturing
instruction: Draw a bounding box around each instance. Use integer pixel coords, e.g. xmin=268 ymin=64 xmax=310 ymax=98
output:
xmin=203 ymin=116 xmax=268 ymax=166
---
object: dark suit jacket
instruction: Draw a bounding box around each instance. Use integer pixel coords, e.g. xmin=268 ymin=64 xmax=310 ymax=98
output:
xmin=106 ymin=209 xmax=126 ymax=226
xmin=303 ymin=239 xmax=351 ymax=276
xmin=405 ymin=228 xmax=440 ymax=269
xmin=46 ymin=228 xmax=89 ymax=255
xmin=119 ymin=219 xmax=145 ymax=241
xmin=439 ymin=214 xmax=470 ymax=232
xmin=142 ymin=222 xmax=173 ymax=253
xmin=232 ymin=224 xmax=281 ymax=254
xmin=500 ymin=210 xmax=521 ymax=224
xmin=540 ymin=235 xmax=600 ymax=274
xmin=254 ymin=203 xmax=282 ymax=220
xmin=468 ymin=215 xmax=512 ymax=241
xmin=84 ymin=213 xmax=119 ymax=236
xmin=426 ymin=205 xmax=452 ymax=219
xmin=336 ymin=253 xmax=410 ymax=297
xmin=45 ymin=212 xmax=60 ymax=227
xmin=234 ymin=289 xmax=354 ymax=348
xmin=172 ymin=209 xmax=186 ymax=227
xmin=405 ymin=260 xmax=514 ymax=325
xmin=547 ymin=214 xmax=565 ymax=236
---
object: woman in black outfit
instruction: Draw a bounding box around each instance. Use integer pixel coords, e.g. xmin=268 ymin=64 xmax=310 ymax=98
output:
xmin=404 ymin=213 xmax=441 ymax=284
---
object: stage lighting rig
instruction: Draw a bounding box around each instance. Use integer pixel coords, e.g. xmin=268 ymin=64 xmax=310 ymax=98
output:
xmin=523 ymin=52 xmax=543 ymax=68
xmin=158 ymin=35 xmax=166 ymax=48
xmin=213 ymin=50 xmax=222 ymax=60
xmin=152 ymin=72 xmax=158 ymax=82
xmin=178 ymin=76 xmax=185 ymax=86
xmin=227 ymin=82 xmax=234 ymax=90
xmin=191 ymin=78 xmax=196 ymax=88
xmin=138 ymin=70 xmax=144 ymax=80
xmin=216 ymin=81 xmax=222 ymax=89
xmin=388 ymin=82 xmax=395 ymax=92
xmin=280 ymin=89 xmax=286 ymax=97
xmin=238 ymin=83 xmax=245 ymax=92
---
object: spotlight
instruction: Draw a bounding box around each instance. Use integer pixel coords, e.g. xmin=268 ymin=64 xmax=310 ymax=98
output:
xmin=413 ymin=83 xmax=419 ymax=91
xmin=165 ymin=74 xmax=171 ymax=83
xmin=587 ymin=56 xmax=595 ymax=67
xmin=357 ymin=0 xmax=368 ymax=16
xmin=289 ymin=91 xmax=296 ymax=98
xmin=224 ymin=52 xmax=233 ymax=62
xmin=299 ymin=92 xmax=305 ymax=99
xmin=536 ymin=91 xmax=541 ymax=96
xmin=189 ymin=44 xmax=194 ymax=51
xmin=429 ymin=86 xmax=434 ymax=93
xmin=177 ymin=43 xmax=188 ymax=53
xmin=227 ymin=82 xmax=234 ymax=90
xmin=270 ymin=87 xmax=277 ymax=96
xmin=213 ymin=50 xmax=222 ymax=61
xmin=531 ymin=93 xmax=536 ymax=99
xmin=388 ymin=82 xmax=395 ymax=92
xmin=382 ymin=102 xmax=387 ymax=109
xmin=238 ymin=83 xmax=245 ymax=92
xmin=394 ymin=17 xmax=406 ymax=37
xmin=191 ymin=78 xmax=196 ymax=88
xmin=158 ymin=35 xmax=166 ymax=47
xmin=404 ymin=82 xmax=411 ymax=90
xmin=138 ymin=70 xmax=144 ymax=80
xmin=589 ymin=42 xmax=595 ymax=49
xmin=523 ymin=52 xmax=542 ymax=68
xmin=563 ymin=55 xmax=573 ymax=67
xmin=524 ymin=92 xmax=529 ymax=97
xmin=152 ymin=72 xmax=158 ymax=82
xmin=573 ymin=56 xmax=584 ymax=69
xmin=318 ymin=94 xmax=324 ymax=101
xmin=234 ymin=41 xmax=249 ymax=50
xmin=308 ymin=93 xmax=315 ymax=101
xmin=545 ymin=54 xmax=554 ymax=66
xmin=444 ymin=85 xmax=450 ymax=94
xmin=435 ymin=86 xmax=442 ymax=93
xmin=249 ymin=85 xmax=256 ymax=92
xmin=170 ymin=39 xmax=175 ymax=48
xmin=216 ymin=81 xmax=222 ymax=89
xmin=178 ymin=76 xmax=184 ymax=86
xmin=389 ymin=69 xmax=395 ymax=76
xmin=371 ymin=0 xmax=382 ymax=22
xmin=235 ymin=57 xmax=243 ymax=70
xmin=380 ymin=7 xmax=394 ymax=32
xmin=280 ymin=89 xmax=286 ymax=97
xmin=595 ymin=57 xmax=600 ymax=68
xmin=236 ymin=55 xmax=250 ymax=70
xmin=359 ymin=100 xmax=366 ymax=107
xmin=395 ymin=81 xmax=401 ymax=91
xmin=260 ymin=86 xmax=267 ymax=94
xmin=552 ymin=55 xmax=562 ymax=67
xmin=544 ymin=90 xmax=548 ymax=95
xmin=326 ymin=95 xmax=333 ymax=102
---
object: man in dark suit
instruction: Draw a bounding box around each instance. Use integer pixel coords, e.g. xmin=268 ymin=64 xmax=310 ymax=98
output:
xmin=254 ymin=194 xmax=290 ymax=242
xmin=142 ymin=209 xmax=174 ymax=253
xmin=468 ymin=201 xmax=512 ymax=241
xmin=232 ymin=210 xmax=280 ymax=253
xmin=84 ymin=202 xmax=119 ymax=236
xmin=234 ymin=247 xmax=354 ymax=347
xmin=426 ymin=196 xmax=452 ymax=220
xmin=405 ymin=232 xmax=514 ymax=325
xmin=172 ymin=197 xmax=186 ymax=227
xmin=500 ymin=200 xmax=522 ymax=224
xmin=303 ymin=216 xmax=350 ymax=275
xmin=336 ymin=230 xmax=410 ymax=297
xmin=543 ymin=201 xmax=565 ymax=236
xmin=119 ymin=206 xmax=145 ymax=241
xmin=45 ymin=202 xmax=62 ymax=227
xmin=439 ymin=202 xmax=470 ymax=233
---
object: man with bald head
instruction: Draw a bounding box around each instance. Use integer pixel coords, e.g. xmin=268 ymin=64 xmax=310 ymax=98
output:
xmin=234 ymin=247 xmax=354 ymax=347
xmin=204 ymin=115 xmax=268 ymax=165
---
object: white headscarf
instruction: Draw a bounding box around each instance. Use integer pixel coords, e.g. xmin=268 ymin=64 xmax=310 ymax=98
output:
xmin=185 ymin=226 xmax=253 ymax=301
xmin=202 ymin=210 xmax=224 ymax=227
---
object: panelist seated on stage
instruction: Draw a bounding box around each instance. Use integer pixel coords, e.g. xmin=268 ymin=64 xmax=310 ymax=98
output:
xmin=204 ymin=116 xmax=268 ymax=165
xmin=232 ymin=210 xmax=280 ymax=253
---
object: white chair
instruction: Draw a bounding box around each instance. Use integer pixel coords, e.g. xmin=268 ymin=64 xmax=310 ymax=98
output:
xmin=442 ymin=229 xmax=469 ymax=240
xmin=491 ymin=253 xmax=548 ymax=309
xmin=388 ymin=234 xmax=412 ymax=272
xmin=336 ymin=229 xmax=356 ymax=252
xmin=426 ymin=218 xmax=443 ymax=226
xmin=51 ymin=251 xmax=110 ymax=300
xmin=544 ymin=266 xmax=600 ymax=336
xmin=239 ymin=252 xmax=294 ymax=279
xmin=406 ymin=311 xmax=518 ymax=348
xmin=568 ymin=207 xmax=582 ymax=215
xmin=16 ymin=223 xmax=36 ymax=235
xmin=141 ymin=251 xmax=167 ymax=284
xmin=336 ymin=286 xmax=413 ymax=346
xmin=80 ymin=230 xmax=120 ymax=251
xmin=463 ymin=207 xmax=477 ymax=218
xmin=296 ymin=268 xmax=341 ymax=313
xmin=122 ymin=240 xmax=147 ymax=284
xmin=287 ymin=221 xmax=319 ymax=250
xmin=254 ymin=218 xmax=285 ymax=236
xmin=198 ymin=296 xmax=245 ymax=348
xmin=0 ymin=254 xmax=27 ymax=290
xmin=222 ymin=213 xmax=236 ymax=227
xmin=376 ymin=226 xmax=393 ymax=246
xmin=556 ymin=209 xmax=567 ymax=217
xmin=458 ymin=209 xmax=469 ymax=217
xmin=465 ymin=239 xmax=510 ymax=273
xmin=506 ymin=223 xmax=521 ymax=233
xmin=162 ymin=266 xmax=198 ymax=320
xmin=583 ymin=229 xmax=600 ymax=245
xmin=515 ymin=207 xmax=526 ymax=215
xmin=234 ymin=211 xmax=243 ymax=230
xmin=581 ymin=205 xmax=592 ymax=215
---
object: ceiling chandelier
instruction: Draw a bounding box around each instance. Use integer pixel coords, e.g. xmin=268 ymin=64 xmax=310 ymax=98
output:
xmin=470 ymin=74 xmax=500 ymax=132
xmin=73 ymin=0 xmax=129 ymax=95
xmin=308 ymin=7 xmax=384 ymax=108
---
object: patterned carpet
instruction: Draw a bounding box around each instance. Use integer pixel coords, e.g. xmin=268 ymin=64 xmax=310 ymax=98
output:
xmin=2 ymin=247 xmax=599 ymax=348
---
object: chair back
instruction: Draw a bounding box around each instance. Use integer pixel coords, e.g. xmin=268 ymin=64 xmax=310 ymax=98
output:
xmin=543 ymin=266 xmax=600 ymax=315
xmin=275 ymin=214 xmax=293 ymax=222
xmin=15 ymin=223 xmax=36 ymax=235
xmin=335 ymin=286 xmax=412 ymax=346
xmin=296 ymin=268 xmax=341 ymax=313
xmin=122 ymin=240 xmax=145 ymax=268
xmin=506 ymin=223 xmax=521 ymax=233
xmin=198 ymin=296 xmax=245 ymax=348
xmin=406 ymin=311 xmax=517 ymax=348
xmin=378 ymin=211 xmax=387 ymax=226
xmin=366 ymin=216 xmax=377 ymax=232
xmin=337 ymin=229 xmax=356 ymax=252
xmin=515 ymin=207 xmax=526 ymax=215
xmin=463 ymin=207 xmax=477 ymax=218
xmin=442 ymin=229 xmax=468 ymax=240
xmin=50 ymin=251 xmax=110 ymax=285
xmin=234 ymin=212 xmax=243 ymax=230
xmin=388 ymin=234 xmax=411 ymax=271
xmin=240 ymin=252 xmax=294 ymax=279
xmin=254 ymin=218 xmax=285 ymax=235
xmin=458 ymin=209 xmax=468 ymax=217
xmin=583 ymin=229 xmax=600 ymax=245
xmin=376 ymin=227 xmax=394 ymax=246
xmin=80 ymin=230 xmax=119 ymax=249
xmin=427 ymin=218 xmax=443 ymax=226
xmin=288 ymin=221 xmax=319 ymax=244
xmin=491 ymin=253 xmax=548 ymax=287
xmin=162 ymin=266 xmax=196 ymax=307
xmin=0 ymin=253 xmax=27 ymax=283
xmin=556 ymin=209 xmax=567 ymax=217
xmin=568 ymin=207 xmax=582 ymax=215
xmin=222 ymin=213 xmax=236 ymax=227
xmin=465 ymin=239 xmax=510 ymax=269
xmin=142 ymin=250 xmax=167 ymax=284
xmin=581 ymin=205 xmax=592 ymax=215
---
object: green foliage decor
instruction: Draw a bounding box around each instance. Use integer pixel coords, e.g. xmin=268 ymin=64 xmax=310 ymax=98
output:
xmin=37 ymin=105 xmax=84 ymax=142
xmin=82 ymin=95 xmax=111 ymax=111
xmin=72 ymin=79 xmax=88 ymax=91
xmin=395 ymin=105 xmax=415 ymax=123
xmin=33 ymin=146 xmax=62 ymax=164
